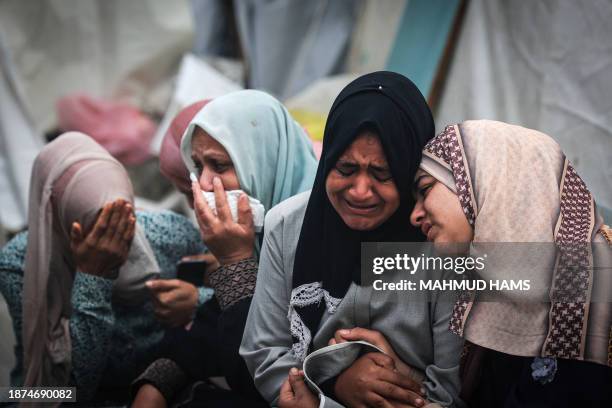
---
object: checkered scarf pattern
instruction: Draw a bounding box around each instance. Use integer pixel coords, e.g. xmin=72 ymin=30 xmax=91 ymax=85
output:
xmin=423 ymin=123 xmax=608 ymax=364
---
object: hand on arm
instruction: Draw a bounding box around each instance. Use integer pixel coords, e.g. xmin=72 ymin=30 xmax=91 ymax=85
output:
xmin=70 ymin=199 xmax=135 ymax=278
xmin=334 ymin=353 xmax=426 ymax=408
xmin=329 ymin=327 xmax=422 ymax=381
xmin=192 ymin=176 xmax=254 ymax=265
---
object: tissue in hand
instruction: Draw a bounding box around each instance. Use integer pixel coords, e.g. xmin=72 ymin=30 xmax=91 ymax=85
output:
xmin=200 ymin=190 xmax=265 ymax=232
xmin=189 ymin=172 xmax=265 ymax=231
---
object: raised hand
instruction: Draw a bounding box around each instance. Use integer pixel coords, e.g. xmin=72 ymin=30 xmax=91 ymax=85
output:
xmin=191 ymin=176 xmax=254 ymax=265
xmin=70 ymin=199 xmax=135 ymax=278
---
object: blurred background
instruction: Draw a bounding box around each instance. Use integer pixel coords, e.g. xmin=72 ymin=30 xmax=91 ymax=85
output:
xmin=1 ymin=0 xmax=611 ymax=386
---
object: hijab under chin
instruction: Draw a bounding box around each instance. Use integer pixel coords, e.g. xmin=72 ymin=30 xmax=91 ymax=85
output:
xmin=288 ymin=71 xmax=435 ymax=361
xmin=421 ymin=120 xmax=610 ymax=367
xmin=179 ymin=90 xmax=318 ymax=214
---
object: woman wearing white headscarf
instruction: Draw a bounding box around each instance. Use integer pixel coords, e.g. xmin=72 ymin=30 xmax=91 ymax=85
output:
xmin=0 ymin=132 xmax=211 ymax=402
xmin=131 ymin=90 xmax=318 ymax=407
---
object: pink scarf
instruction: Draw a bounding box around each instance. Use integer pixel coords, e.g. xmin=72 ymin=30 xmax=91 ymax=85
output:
xmin=22 ymin=132 xmax=159 ymax=390
xmin=159 ymin=100 xmax=210 ymax=195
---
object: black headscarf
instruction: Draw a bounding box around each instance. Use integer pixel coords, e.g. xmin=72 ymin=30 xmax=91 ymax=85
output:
xmin=289 ymin=71 xmax=435 ymax=359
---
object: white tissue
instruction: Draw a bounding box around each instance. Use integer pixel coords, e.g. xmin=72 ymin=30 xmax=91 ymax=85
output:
xmin=190 ymin=172 xmax=265 ymax=231
xmin=200 ymin=190 xmax=265 ymax=232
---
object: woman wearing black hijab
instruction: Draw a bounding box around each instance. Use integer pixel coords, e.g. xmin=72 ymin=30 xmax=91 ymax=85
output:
xmin=240 ymin=72 xmax=464 ymax=407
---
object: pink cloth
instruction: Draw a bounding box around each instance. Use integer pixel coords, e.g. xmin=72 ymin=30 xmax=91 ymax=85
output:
xmin=56 ymin=93 xmax=156 ymax=165
xmin=159 ymin=100 xmax=210 ymax=194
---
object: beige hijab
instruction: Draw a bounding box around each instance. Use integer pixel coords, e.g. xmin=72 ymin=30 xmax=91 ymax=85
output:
xmin=421 ymin=120 xmax=611 ymax=367
xmin=22 ymin=132 xmax=160 ymax=388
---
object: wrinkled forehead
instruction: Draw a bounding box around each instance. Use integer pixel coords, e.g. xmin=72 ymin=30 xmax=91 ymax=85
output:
xmin=337 ymin=131 xmax=388 ymax=163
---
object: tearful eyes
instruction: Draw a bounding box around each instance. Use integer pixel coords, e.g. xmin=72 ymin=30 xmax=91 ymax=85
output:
xmin=334 ymin=164 xmax=392 ymax=182
xmin=416 ymin=183 xmax=434 ymax=198
xmin=193 ymin=160 xmax=232 ymax=175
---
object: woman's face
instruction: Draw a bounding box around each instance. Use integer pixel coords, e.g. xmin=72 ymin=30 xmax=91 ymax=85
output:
xmin=326 ymin=132 xmax=400 ymax=231
xmin=191 ymin=127 xmax=240 ymax=192
xmin=410 ymin=169 xmax=473 ymax=243
xmin=168 ymin=173 xmax=194 ymax=205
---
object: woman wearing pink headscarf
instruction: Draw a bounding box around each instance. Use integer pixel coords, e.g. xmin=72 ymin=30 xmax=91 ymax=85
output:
xmin=159 ymin=100 xmax=211 ymax=205
xmin=0 ymin=132 xmax=210 ymax=403
xmin=148 ymin=100 xmax=221 ymax=329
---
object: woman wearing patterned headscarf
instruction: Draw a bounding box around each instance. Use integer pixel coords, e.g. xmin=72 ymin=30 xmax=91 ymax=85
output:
xmin=411 ymin=120 xmax=612 ymax=407
xmin=241 ymin=72 xmax=465 ymax=408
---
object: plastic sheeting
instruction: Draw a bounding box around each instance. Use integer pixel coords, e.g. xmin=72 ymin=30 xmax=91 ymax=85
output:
xmin=344 ymin=0 xmax=406 ymax=74
xmin=435 ymin=0 xmax=612 ymax=216
xmin=150 ymin=54 xmax=242 ymax=154
xmin=190 ymin=0 xmax=238 ymax=57
xmin=234 ymin=0 xmax=359 ymax=99
xmin=0 ymin=0 xmax=194 ymax=133
xmin=0 ymin=33 xmax=43 ymax=232
xmin=386 ymin=0 xmax=461 ymax=99
xmin=0 ymin=0 xmax=195 ymax=232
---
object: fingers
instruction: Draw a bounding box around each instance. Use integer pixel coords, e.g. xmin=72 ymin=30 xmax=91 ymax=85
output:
xmin=70 ymin=222 xmax=83 ymax=247
xmin=111 ymin=201 xmax=134 ymax=246
xmin=212 ymin=177 xmax=232 ymax=222
xmin=124 ymin=214 xmax=136 ymax=243
xmin=369 ymin=381 xmax=425 ymax=407
xmin=368 ymin=352 xmax=396 ymax=371
xmin=337 ymin=327 xmax=385 ymax=347
xmin=146 ymin=279 xmax=182 ymax=293
xmin=279 ymin=376 xmax=295 ymax=404
xmin=181 ymin=253 xmax=212 ymax=262
xmin=376 ymin=365 xmax=424 ymax=396
xmin=237 ymin=193 xmax=254 ymax=229
xmin=192 ymin=177 xmax=216 ymax=230
xmin=361 ymin=393 xmax=395 ymax=408
xmin=333 ymin=327 xmax=382 ymax=346
xmin=107 ymin=200 xmax=123 ymax=232
xmin=288 ymin=367 xmax=310 ymax=397
xmin=90 ymin=202 xmax=113 ymax=241
xmin=328 ymin=338 xmax=337 ymax=346
xmin=147 ymin=280 xmax=192 ymax=312
xmin=334 ymin=329 xmax=350 ymax=345
xmin=91 ymin=200 xmax=129 ymax=245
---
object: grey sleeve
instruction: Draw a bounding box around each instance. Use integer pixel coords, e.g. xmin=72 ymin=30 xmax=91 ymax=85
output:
xmin=423 ymin=294 xmax=465 ymax=407
xmin=239 ymin=209 xmax=301 ymax=405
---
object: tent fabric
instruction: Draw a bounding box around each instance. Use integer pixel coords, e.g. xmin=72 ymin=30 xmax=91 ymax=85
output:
xmin=0 ymin=0 xmax=193 ymax=134
xmin=233 ymin=0 xmax=359 ymax=99
xmin=344 ymin=0 xmax=406 ymax=74
xmin=435 ymin=0 xmax=612 ymax=215
xmin=0 ymin=0 xmax=195 ymax=231
xmin=0 ymin=32 xmax=42 ymax=232
xmin=386 ymin=0 xmax=462 ymax=99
